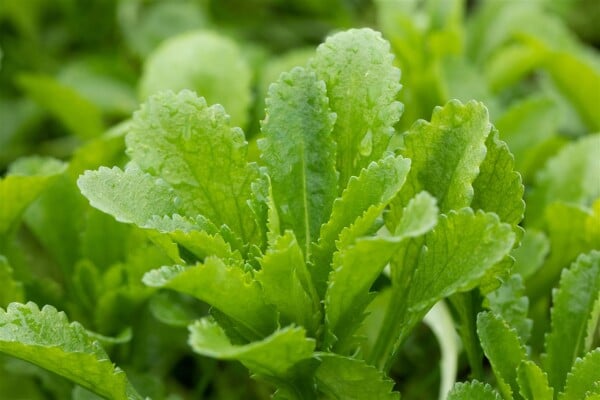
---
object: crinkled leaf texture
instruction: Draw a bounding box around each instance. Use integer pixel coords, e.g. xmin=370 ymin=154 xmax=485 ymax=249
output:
xmin=189 ymin=318 xmax=314 ymax=377
xmin=447 ymin=381 xmax=502 ymax=400
xmin=559 ymin=348 xmax=600 ymax=400
xmin=0 ymin=302 xmax=143 ymax=400
xmin=315 ymin=354 xmax=399 ymax=400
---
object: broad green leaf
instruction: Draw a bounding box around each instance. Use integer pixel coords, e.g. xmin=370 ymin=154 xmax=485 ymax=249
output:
xmin=0 ymin=256 xmax=24 ymax=307
xmin=315 ymin=354 xmax=399 ymax=400
xmin=78 ymin=165 xmax=177 ymax=226
xmin=309 ymin=28 xmax=402 ymax=189
xmin=388 ymin=100 xmax=491 ymax=227
xmin=0 ymin=156 xmax=66 ymax=235
xmin=125 ymin=90 xmax=260 ymax=243
xmin=370 ymin=209 xmax=515 ymax=370
xmin=0 ymin=302 xmax=142 ymax=400
xmin=472 ymin=129 xmax=525 ymax=228
xmin=17 ymin=74 xmax=104 ymax=139
xmin=559 ymin=349 xmax=600 ymax=400
xmin=447 ymin=381 xmax=502 ymax=400
xmin=259 ymin=66 xmax=337 ymax=255
xmin=407 ymin=210 xmax=515 ymax=312
xmin=256 ymin=231 xmax=320 ymax=335
xmin=314 ymin=155 xmax=410 ymax=270
xmin=139 ymin=31 xmax=251 ymax=127
xmin=517 ymin=360 xmax=553 ymax=400
xmin=527 ymin=134 xmax=600 ymax=226
xmin=143 ymin=257 xmax=276 ymax=338
xmin=324 ymin=192 xmax=438 ymax=350
xmin=477 ymin=312 xmax=528 ymax=400
xmin=189 ymin=318 xmax=314 ymax=377
xmin=485 ymin=274 xmax=532 ymax=344
xmin=543 ymin=251 xmax=600 ymax=393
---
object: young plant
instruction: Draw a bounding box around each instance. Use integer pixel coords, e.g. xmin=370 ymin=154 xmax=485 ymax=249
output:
xmin=1 ymin=28 xmax=524 ymax=399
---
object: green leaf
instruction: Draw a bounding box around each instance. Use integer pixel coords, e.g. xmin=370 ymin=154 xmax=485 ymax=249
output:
xmin=559 ymin=349 xmax=600 ymax=400
xmin=485 ymin=274 xmax=532 ymax=344
xmin=447 ymin=381 xmax=502 ymax=400
xmin=477 ymin=312 xmax=528 ymax=400
xmin=255 ymin=231 xmax=320 ymax=335
xmin=143 ymin=257 xmax=276 ymax=338
xmin=17 ymin=74 xmax=104 ymax=139
xmin=315 ymin=354 xmax=399 ymax=400
xmin=527 ymin=134 xmax=600 ymax=226
xmin=259 ymin=66 xmax=337 ymax=255
xmin=517 ymin=360 xmax=553 ymax=400
xmin=309 ymin=28 xmax=402 ymax=189
xmin=543 ymin=251 xmax=600 ymax=393
xmin=188 ymin=318 xmax=314 ymax=377
xmin=125 ymin=90 xmax=260 ymax=243
xmin=324 ymin=192 xmax=438 ymax=350
xmin=407 ymin=210 xmax=515 ymax=312
xmin=314 ymin=155 xmax=411 ymax=284
xmin=139 ymin=31 xmax=252 ymax=128
xmin=511 ymin=229 xmax=550 ymax=280
xmin=370 ymin=209 xmax=515 ymax=370
xmin=78 ymin=165 xmax=177 ymax=226
xmin=0 ymin=302 xmax=142 ymax=400
xmin=0 ymin=256 xmax=24 ymax=307
xmin=388 ymin=100 xmax=491 ymax=227
xmin=471 ymin=129 xmax=525 ymax=228
xmin=0 ymin=156 xmax=66 ymax=235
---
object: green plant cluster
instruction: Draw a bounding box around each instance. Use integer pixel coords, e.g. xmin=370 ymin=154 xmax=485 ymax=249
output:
xmin=0 ymin=1 xmax=598 ymax=399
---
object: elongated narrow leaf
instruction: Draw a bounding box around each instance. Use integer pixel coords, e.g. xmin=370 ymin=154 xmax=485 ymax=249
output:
xmin=543 ymin=250 xmax=600 ymax=393
xmin=517 ymin=360 xmax=553 ymax=400
xmin=0 ymin=303 xmax=142 ymax=400
xmin=0 ymin=157 xmax=66 ymax=235
xmin=309 ymin=28 xmax=402 ymax=189
xmin=325 ymin=192 xmax=438 ymax=349
xmin=472 ymin=129 xmax=525 ymax=228
xmin=78 ymin=165 xmax=177 ymax=226
xmin=143 ymin=257 xmax=276 ymax=338
xmin=125 ymin=90 xmax=260 ymax=242
xmin=260 ymin=67 xmax=337 ymax=254
xmin=315 ymin=354 xmax=399 ymax=400
xmin=477 ymin=312 xmax=528 ymax=400
xmin=189 ymin=318 xmax=314 ymax=377
xmin=559 ymin=349 xmax=600 ymax=400
xmin=388 ymin=100 xmax=491 ymax=227
xmin=256 ymin=231 xmax=320 ymax=334
xmin=447 ymin=381 xmax=502 ymax=400
xmin=314 ymin=155 xmax=410 ymax=270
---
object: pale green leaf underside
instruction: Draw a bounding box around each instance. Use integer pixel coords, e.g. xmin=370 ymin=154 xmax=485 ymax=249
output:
xmin=517 ymin=360 xmax=554 ymax=400
xmin=447 ymin=381 xmax=502 ymax=400
xmin=315 ymin=354 xmax=399 ymax=400
xmin=143 ymin=257 xmax=276 ymax=338
xmin=309 ymin=28 xmax=402 ymax=189
xmin=0 ymin=157 xmax=66 ymax=234
xmin=260 ymin=66 xmax=337 ymax=254
xmin=189 ymin=318 xmax=314 ymax=377
xmin=559 ymin=349 xmax=600 ymax=400
xmin=125 ymin=90 xmax=259 ymax=242
xmin=256 ymin=231 xmax=320 ymax=334
xmin=78 ymin=165 xmax=177 ymax=226
xmin=544 ymin=250 xmax=600 ymax=393
xmin=389 ymin=100 xmax=491 ymax=227
xmin=0 ymin=302 xmax=142 ymax=400
xmin=477 ymin=312 xmax=527 ymax=400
